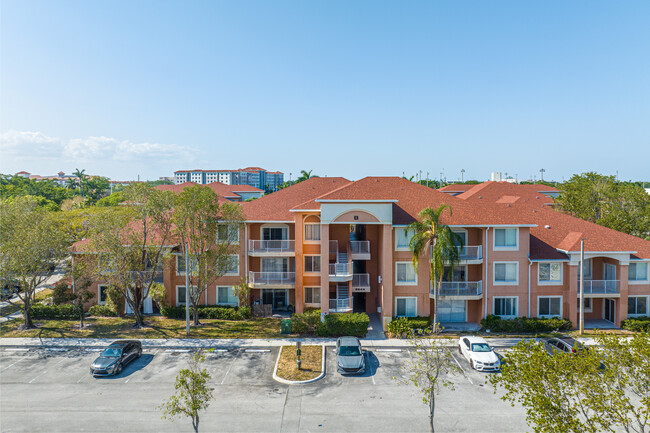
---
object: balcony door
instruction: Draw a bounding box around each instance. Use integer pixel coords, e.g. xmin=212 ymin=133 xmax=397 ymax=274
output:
xmin=261 ymin=258 xmax=289 ymax=273
xmin=263 ymin=227 xmax=287 ymax=241
xmin=604 ymin=298 xmax=615 ymax=323
xmin=438 ymin=299 xmax=466 ymax=322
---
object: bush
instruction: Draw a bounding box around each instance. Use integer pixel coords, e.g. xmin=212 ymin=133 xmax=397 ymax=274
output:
xmin=160 ymin=305 xmax=251 ymax=321
xmin=291 ymin=309 xmax=324 ymax=334
xmin=480 ymin=314 xmax=572 ymax=333
xmin=388 ymin=316 xmax=431 ymax=337
xmin=27 ymin=304 xmax=83 ymax=320
xmin=323 ymin=312 xmax=370 ymax=337
xmin=622 ymin=316 xmax=650 ymax=332
xmin=88 ymin=305 xmax=117 ymax=317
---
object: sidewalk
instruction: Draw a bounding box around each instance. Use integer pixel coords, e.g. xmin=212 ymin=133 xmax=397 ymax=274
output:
xmin=0 ymin=270 xmax=65 ymax=324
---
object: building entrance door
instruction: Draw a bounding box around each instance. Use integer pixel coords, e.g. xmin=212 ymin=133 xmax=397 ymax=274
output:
xmin=353 ymin=292 xmax=366 ymax=313
xmin=438 ymin=300 xmax=467 ymax=322
xmin=604 ymin=298 xmax=615 ymax=323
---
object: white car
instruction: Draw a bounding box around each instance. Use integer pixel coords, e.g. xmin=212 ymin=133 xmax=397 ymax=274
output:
xmin=458 ymin=336 xmax=501 ymax=371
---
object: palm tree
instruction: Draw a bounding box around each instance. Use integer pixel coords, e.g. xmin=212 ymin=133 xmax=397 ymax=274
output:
xmin=408 ymin=204 xmax=463 ymax=331
xmin=295 ymin=170 xmax=315 ymax=183
xmin=73 ymin=168 xmax=87 ymax=198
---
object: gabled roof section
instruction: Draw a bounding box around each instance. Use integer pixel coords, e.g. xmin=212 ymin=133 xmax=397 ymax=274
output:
xmin=438 ymin=183 xmax=479 ymax=193
xmin=155 ymin=182 xmax=260 ymax=202
xmin=456 ymin=181 xmax=558 ymax=208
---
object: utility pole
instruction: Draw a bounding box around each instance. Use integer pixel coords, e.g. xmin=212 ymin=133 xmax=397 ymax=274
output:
xmin=540 ymin=168 xmax=545 ymax=182
xmin=185 ymin=246 xmax=190 ymax=336
xmin=579 ymin=239 xmax=585 ymax=336
xmin=419 ymin=170 xmax=422 ymax=183
xmin=461 ymin=169 xmax=465 ymax=183
xmin=426 ymin=172 xmax=429 ymax=188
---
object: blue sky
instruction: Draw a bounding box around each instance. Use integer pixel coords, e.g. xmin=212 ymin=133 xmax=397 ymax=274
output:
xmin=1 ymin=0 xmax=649 ymax=182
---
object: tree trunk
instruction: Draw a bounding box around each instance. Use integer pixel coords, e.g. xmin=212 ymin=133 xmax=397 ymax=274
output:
xmin=193 ymin=304 xmax=200 ymax=326
xmin=192 ymin=414 xmax=199 ymax=433
xmin=429 ymin=390 xmax=435 ymax=433
xmin=430 ymin=263 xmax=438 ymax=333
xmin=79 ymin=304 xmax=84 ymax=328
xmin=23 ymin=295 xmax=34 ymax=329
xmin=133 ymin=303 xmax=144 ymax=328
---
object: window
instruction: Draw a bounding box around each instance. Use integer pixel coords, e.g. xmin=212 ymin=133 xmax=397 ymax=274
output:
xmin=304 ymin=287 xmax=320 ymax=304
xmin=604 ymin=263 xmax=616 ymax=280
xmin=395 ymin=228 xmax=413 ymax=250
xmin=579 ymin=259 xmax=592 ymax=280
xmin=443 ymin=265 xmax=466 ymax=282
xmin=261 ymin=257 xmax=289 ymax=272
xmin=629 ymin=263 xmax=649 ymax=282
xmin=224 ymin=255 xmax=239 ymax=275
xmin=217 ymin=286 xmax=238 ymax=306
xmin=628 ymin=296 xmax=648 ymax=317
xmin=494 ymin=262 xmax=518 ymax=284
xmin=577 ymin=297 xmax=592 ymax=313
xmin=304 ymin=255 xmax=321 ymax=273
xmin=396 ymin=262 xmax=417 ymax=285
xmin=217 ymin=224 xmax=239 ymax=244
xmin=538 ymin=262 xmax=563 ymax=284
xmin=176 ymin=286 xmax=190 ymax=306
xmin=494 ymin=297 xmax=517 ymax=318
xmin=262 ymin=226 xmax=288 ymax=240
xmin=176 ymin=255 xmax=199 ymax=276
xmin=494 ymin=228 xmax=518 ymax=249
xmin=304 ymin=224 xmax=321 ymax=241
xmin=395 ymin=297 xmax=417 ymax=317
xmin=98 ymin=285 xmax=108 ymax=305
xmin=538 ymin=296 xmax=562 ymax=318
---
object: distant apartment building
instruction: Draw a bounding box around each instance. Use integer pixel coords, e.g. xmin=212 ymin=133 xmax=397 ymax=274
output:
xmin=15 ymin=170 xmax=80 ymax=186
xmin=174 ymin=167 xmax=284 ymax=190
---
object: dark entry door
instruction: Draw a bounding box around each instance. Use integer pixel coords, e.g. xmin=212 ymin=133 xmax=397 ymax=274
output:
xmin=353 ymin=292 xmax=366 ymax=313
xmin=604 ymin=299 xmax=615 ymax=323
xmin=262 ymin=290 xmax=273 ymax=305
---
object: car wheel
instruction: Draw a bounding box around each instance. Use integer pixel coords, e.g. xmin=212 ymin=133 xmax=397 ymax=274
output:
xmin=458 ymin=345 xmax=462 ymax=354
xmin=116 ymin=363 xmax=123 ymax=374
xmin=137 ymin=350 xmax=142 ymax=359
xmin=470 ymin=359 xmax=474 ymax=370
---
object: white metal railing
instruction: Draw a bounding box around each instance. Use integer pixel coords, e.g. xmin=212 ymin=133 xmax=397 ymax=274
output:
xmin=329 ymin=297 xmax=353 ymax=312
xmin=352 ymin=273 xmax=370 ymax=288
xmin=350 ymin=241 xmax=370 ymax=255
xmin=248 ymin=271 xmax=295 ymax=286
xmin=579 ymin=280 xmax=620 ymax=295
xmin=431 ymin=281 xmax=483 ymax=297
xmin=329 ymin=262 xmax=352 ymax=277
xmin=248 ymin=240 xmax=295 ymax=254
xmin=457 ymin=245 xmax=482 ymax=260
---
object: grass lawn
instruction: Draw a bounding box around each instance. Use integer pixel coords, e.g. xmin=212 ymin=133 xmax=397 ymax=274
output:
xmin=276 ymin=345 xmax=323 ymax=381
xmin=0 ymin=289 xmax=54 ymax=318
xmin=0 ymin=315 xmax=284 ymax=339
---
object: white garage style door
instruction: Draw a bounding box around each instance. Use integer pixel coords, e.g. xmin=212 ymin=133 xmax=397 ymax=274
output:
xmin=438 ymin=299 xmax=466 ymax=322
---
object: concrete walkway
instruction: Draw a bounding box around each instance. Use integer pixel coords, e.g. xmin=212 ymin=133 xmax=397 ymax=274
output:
xmin=365 ymin=313 xmax=386 ymax=340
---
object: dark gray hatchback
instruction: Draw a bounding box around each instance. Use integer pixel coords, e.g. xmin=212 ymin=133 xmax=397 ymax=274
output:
xmin=90 ymin=340 xmax=142 ymax=377
xmin=336 ymin=336 xmax=365 ymax=375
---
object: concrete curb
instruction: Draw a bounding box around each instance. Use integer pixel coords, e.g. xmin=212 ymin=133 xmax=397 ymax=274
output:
xmin=272 ymin=344 xmax=326 ymax=385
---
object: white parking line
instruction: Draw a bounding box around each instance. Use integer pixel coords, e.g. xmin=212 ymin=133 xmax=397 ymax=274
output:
xmin=125 ymin=378 xmax=130 ymax=384
xmin=450 ymin=352 xmax=473 ymax=385
xmin=165 ymin=349 xmax=191 ymax=353
xmin=0 ymin=358 xmax=24 ymax=372
xmin=376 ymin=349 xmax=402 ymax=352
xmin=220 ymin=364 xmax=233 ymax=385
xmin=211 ymin=349 xmax=228 ymax=353
xmin=5 ymin=348 xmax=29 ymax=352
xmin=46 ymin=348 xmax=68 ymax=352
xmin=245 ymin=349 xmax=270 ymax=353
xmin=28 ymin=371 xmax=47 ymax=384
xmin=84 ymin=348 xmax=103 ymax=352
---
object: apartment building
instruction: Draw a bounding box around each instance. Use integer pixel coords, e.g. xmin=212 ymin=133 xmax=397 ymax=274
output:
xmin=75 ymin=177 xmax=650 ymax=330
xmin=174 ymin=167 xmax=284 ymax=191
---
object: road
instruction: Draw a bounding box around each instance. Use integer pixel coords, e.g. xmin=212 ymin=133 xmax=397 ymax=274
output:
xmin=0 ymin=345 xmax=527 ymax=432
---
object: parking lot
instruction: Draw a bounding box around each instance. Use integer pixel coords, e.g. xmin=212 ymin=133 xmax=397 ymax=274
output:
xmin=0 ymin=345 xmax=527 ymax=432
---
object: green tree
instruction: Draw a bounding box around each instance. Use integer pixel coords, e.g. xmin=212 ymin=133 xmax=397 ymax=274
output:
xmin=395 ymin=329 xmax=460 ymax=433
xmin=87 ymin=183 xmax=176 ymax=328
xmin=0 ymin=174 xmax=71 ymax=207
xmin=555 ymin=172 xmax=650 ymax=239
xmin=84 ymin=176 xmax=110 ymax=201
xmin=73 ymin=168 xmax=87 ymax=198
xmin=408 ymin=205 xmax=463 ymax=329
xmin=173 ymin=185 xmax=243 ymax=325
xmin=490 ymin=333 xmax=650 ymax=433
xmin=295 ymin=170 xmax=317 ymax=183
xmin=160 ymin=350 xmax=214 ymax=433
xmin=0 ymin=196 xmax=69 ymax=328
xmin=52 ymin=260 xmax=95 ymax=328
xmin=234 ymin=277 xmax=251 ymax=307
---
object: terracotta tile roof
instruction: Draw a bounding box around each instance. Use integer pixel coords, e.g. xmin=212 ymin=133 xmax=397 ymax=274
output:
xmin=439 ymin=183 xmax=480 ymax=193
xmin=242 ymin=177 xmax=350 ymax=221
xmin=457 ymin=182 xmax=558 ymax=207
xmin=155 ymin=182 xmax=242 ymax=202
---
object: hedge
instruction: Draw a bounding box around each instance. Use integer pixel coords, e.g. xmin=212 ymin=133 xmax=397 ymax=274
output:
xmin=290 ymin=310 xmax=370 ymax=337
xmin=621 ymin=316 xmax=650 ymax=332
xmin=388 ymin=316 xmax=431 ymax=337
xmin=88 ymin=305 xmax=117 ymax=317
xmin=480 ymin=314 xmax=572 ymax=333
xmin=26 ymin=304 xmax=83 ymax=320
xmin=160 ymin=305 xmax=252 ymax=321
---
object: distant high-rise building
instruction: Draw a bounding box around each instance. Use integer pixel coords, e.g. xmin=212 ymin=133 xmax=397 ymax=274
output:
xmin=173 ymin=167 xmax=284 ymax=190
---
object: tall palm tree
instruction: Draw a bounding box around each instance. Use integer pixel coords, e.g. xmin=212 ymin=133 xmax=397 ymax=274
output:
xmin=408 ymin=204 xmax=463 ymax=331
xmin=73 ymin=168 xmax=87 ymax=198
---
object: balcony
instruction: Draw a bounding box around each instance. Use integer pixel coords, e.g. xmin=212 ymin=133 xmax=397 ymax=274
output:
xmin=350 ymin=241 xmax=371 ymax=260
xmin=329 ymin=262 xmax=353 ymax=282
xmin=431 ymin=281 xmax=483 ymax=300
xmin=248 ymin=271 xmax=295 ymax=288
xmin=579 ymin=280 xmax=620 ymax=297
xmin=436 ymin=246 xmax=483 ymax=264
xmin=329 ymin=297 xmax=353 ymax=313
xmin=248 ymin=240 xmax=295 ymax=256
xmin=352 ymin=273 xmax=370 ymax=293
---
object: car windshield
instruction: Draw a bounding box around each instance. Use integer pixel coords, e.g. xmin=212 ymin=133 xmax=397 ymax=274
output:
xmin=101 ymin=347 xmax=122 ymax=357
xmin=471 ymin=343 xmax=491 ymax=352
xmin=339 ymin=346 xmax=361 ymax=356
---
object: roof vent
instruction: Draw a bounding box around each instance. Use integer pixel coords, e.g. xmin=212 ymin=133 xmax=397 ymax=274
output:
xmin=545 ymin=225 xmax=551 ymax=229
xmin=507 ymin=203 xmax=510 ymax=207
xmin=478 ymin=196 xmax=482 ymax=199
xmin=536 ymin=196 xmax=539 ymax=199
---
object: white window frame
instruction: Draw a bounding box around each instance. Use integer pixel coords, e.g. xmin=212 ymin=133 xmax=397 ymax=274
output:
xmin=395 ymin=227 xmax=413 ymax=251
xmin=493 ymin=296 xmax=518 ymax=319
xmin=217 ymin=286 xmax=239 ymax=307
xmin=217 ymin=224 xmax=239 ymax=244
xmin=395 ymin=296 xmax=417 ymax=317
xmin=395 ymin=262 xmax=418 ymax=286
xmin=493 ymin=261 xmax=519 ymax=285
xmin=176 ymin=254 xmax=198 ymax=276
xmin=629 ymin=262 xmax=649 ymax=284
xmin=304 ymin=223 xmax=321 ymax=242
xmin=176 ymin=285 xmax=197 ymax=306
xmin=537 ymin=296 xmax=562 ymax=318
xmin=493 ymin=227 xmax=518 ymax=251
xmin=98 ymin=285 xmax=108 ymax=305
xmin=261 ymin=224 xmax=289 ymax=241
xmin=604 ymin=263 xmax=617 ymax=281
xmin=628 ymin=295 xmax=649 ymax=318
xmin=304 ymin=255 xmax=321 ymax=274
xmin=577 ymin=297 xmax=593 ymax=313
xmin=538 ymin=262 xmax=563 ymax=285
xmin=224 ymin=255 xmax=240 ymax=276
xmin=304 ymin=287 xmax=321 ymax=305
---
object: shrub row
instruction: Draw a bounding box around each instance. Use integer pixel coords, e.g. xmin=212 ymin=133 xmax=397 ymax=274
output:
xmin=160 ymin=305 xmax=252 ymax=321
xmin=388 ymin=316 xmax=431 ymax=337
xmin=480 ymin=314 xmax=572 ymax=333
xmin=621 ymin=316 xmax=650 ymax=332
xmin=88 ymin=305 xmax=117 ymax=317
xmin=290 ymin=310 xmax=370 ymax=337
xmin=26 ymin=304 xmax=83 ymax=320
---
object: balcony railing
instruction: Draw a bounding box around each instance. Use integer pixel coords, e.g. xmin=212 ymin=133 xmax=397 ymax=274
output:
xmin=350 ymin=241 xmax=371 ymax=259
xmin=431 ymin=281 xmax=483 ymax=297
xmin=435 ymin=245 xmax=483 ymax=261
xmin=248 ymin=240 xmax=295 ymax=255
xmin=352 ymin=273 xmax=370 ymax=292
xmin=329 ymin=262 xmax=352 ymax=277
xmin=579 ymin=280 xmax=620 ymax=295
xmin=329 ymin=297 xmax=353 ymax=313
xmin=248 ymin=271 xmax=295 ymax=287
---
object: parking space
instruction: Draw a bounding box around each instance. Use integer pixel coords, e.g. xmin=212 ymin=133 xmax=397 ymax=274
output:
xmin=0 ymin=345 xmax=526 ymax=432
